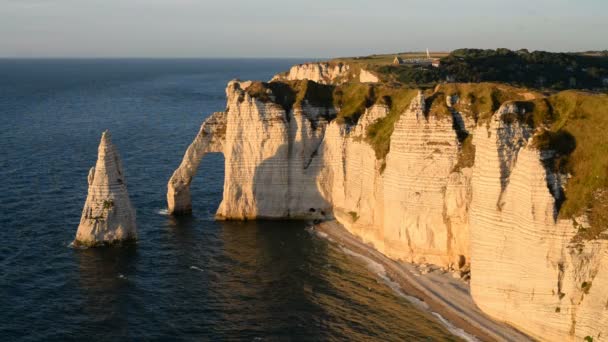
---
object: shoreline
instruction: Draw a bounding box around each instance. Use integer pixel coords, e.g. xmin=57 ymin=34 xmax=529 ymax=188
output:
xmin=314 ymin=220 xmax=533 ymax=342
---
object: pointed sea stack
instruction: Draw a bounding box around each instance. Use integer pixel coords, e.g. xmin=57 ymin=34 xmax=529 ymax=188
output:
xmin=74 ymin=130 xmax=137 ymax=247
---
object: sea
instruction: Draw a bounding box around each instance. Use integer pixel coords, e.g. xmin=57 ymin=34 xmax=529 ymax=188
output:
xmin=0 ymin=59 xmax=460 ymax=341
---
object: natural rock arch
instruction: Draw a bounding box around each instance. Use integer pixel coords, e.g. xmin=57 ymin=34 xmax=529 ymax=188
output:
xmin=167 ymin=112 xmax=226 ymax=215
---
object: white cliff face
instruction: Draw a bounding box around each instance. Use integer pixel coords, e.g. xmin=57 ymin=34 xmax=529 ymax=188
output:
xmin=359 ymin=69 xmax=379 ymax=83
xmin=168 ymin=80 xmax=333 ymax=219
xmin=271 ymin=62 xmax=350 ymax=84
xmin=469 ymin=104 xmax=608 ymax=341
xmin=320 ymin=93 xmax=472 ymax=268
xmin=74 ymin=131 xmax=137 ymax=246
xmin=168 ymin=78 xmax=608 ymax=341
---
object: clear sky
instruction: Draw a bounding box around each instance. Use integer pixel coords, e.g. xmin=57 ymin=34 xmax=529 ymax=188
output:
xmin=1 ymin=0 xmax=606 ymax=58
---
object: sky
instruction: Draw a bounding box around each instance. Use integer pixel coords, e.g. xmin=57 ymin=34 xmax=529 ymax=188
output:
xmin=0 ymin=0 xmax=606 ymax=58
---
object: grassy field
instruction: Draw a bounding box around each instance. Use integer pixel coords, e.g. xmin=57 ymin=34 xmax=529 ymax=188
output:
xmin=331 ymin=51 xmax=449 ymax=66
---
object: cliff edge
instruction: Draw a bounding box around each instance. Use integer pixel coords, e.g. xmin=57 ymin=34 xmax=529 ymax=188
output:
xmin=168 ymin=60 xmax=608 ymax=341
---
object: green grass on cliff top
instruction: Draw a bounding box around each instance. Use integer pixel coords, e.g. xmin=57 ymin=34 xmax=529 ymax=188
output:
xmin=331 ymin=51 xmax=449 ymax=66
xmin=426 ymin=84 xmax=608 ymax=238
xmin=539 ymin=91 xmax=608 ymax=239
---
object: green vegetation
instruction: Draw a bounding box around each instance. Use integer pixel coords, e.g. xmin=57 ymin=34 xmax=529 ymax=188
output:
xmin=432 ymin=83 xmax=544 ymax=125
xmin=332 ymin=82 xmax=374 ymax=124
xmin=423 ymin=89 xmax=452 ymax=119
xmin=245 ymin=54 xmax=608 ymax=238
xmin=371 ymin=64 xmax=441 ymax=86
xmin=332 ymin=51 xmax=449 ymax=66
xmin=364 ymin=88 xmax=418 ymax=159
xmin=452 ymin=135 xmax=476 ymax=172
xmin=582 ymin=281 xmax=593 ymax=294
xmin=102 ymin=199 xmax=114 ymax=210
xmin=348 ymin=211 xmax=360 ymax=222
xmin=245 ymin=80 xmax=419 ymax=158
xmin=333 ymin=49 xmax=608 ymax=91
xmin=244 ymin=80 xmax=334 ymax=116
xmin=512 ymin=91 xmax=608 ymax=240
xmin=441 ymin=48 xmax=608 ymax=90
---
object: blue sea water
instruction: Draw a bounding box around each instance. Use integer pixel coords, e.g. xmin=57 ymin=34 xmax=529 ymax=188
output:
xmin=0 ymin=59 xmax=459 ymax=341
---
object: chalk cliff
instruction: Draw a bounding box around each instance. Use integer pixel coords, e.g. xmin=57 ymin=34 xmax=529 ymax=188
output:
xmin=359 ymin=69 xmax=380 ymax=83
xmin=168 ymin=65 xmax=608 ymax=341
xmin=271 ymin=62 xmax=350 ymax=84
xmin=75 ymin=131 xmax=137 ymax=246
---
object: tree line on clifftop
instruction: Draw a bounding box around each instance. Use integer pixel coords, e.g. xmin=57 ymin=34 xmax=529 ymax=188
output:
xmin=373 ymin=48 xmax=608 ymax=90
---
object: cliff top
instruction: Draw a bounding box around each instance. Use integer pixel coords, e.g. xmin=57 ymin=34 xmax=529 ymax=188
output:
xmin=326 ymin=48 xmax=608 ymax=91
xmin=245 ymin=63 xmax=608 ymax=240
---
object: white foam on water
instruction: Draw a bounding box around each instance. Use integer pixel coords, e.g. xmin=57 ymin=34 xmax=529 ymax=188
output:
xmin=118 ymin=274 xmax=127 ymax=279
xmin=340 ymin=247 xmax=428 ymax=310
xmin=157 ymin=208 xmax=169 ymax=216
xmin=432 ymin=312 xmax=480 ymax=342
xmin=315 ymin=231 xmax=329 ymax=239
xmin=341 ymin=247 xmax=385 ymax=276
xmin=190 ymin=265 xmax=204 ymax=272
xmin=338 ymin=246 xmax=479 ymax=342
xmin=67 ymin=241 xmax=87 ymax=250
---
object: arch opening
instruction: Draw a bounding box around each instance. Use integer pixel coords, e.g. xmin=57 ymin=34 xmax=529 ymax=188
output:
xmin=189 ymin=152 xmax=225 ymax=218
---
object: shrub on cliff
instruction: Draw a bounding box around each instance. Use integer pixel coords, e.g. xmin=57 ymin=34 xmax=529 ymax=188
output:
xmin=441 ymin=48 xmax=608 ymax=90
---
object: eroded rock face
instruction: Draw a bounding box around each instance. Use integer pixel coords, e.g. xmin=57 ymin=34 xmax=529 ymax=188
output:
xmin=271 ymin=62 xmax=350 ymax=84
xmin=359 ymin=69 xmax=379 ymax=83
xmin=319 ymin=93 xmax=472 ymax=268
xmin=74 ymin=131 xmax=136 ymax=247
xmin=167 ymin=111 xmax=226 ymax=214
xmin=167 ymin=80 xmax=333 ymax=219
xmin=469 ymin=105 xmax=608 ymax=341
xmin=169 ymin=79 xmax=608 ymax=340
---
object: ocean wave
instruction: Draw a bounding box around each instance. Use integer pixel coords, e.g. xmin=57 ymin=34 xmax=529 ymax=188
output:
xmin=157 ymin=208 xmax=169 ymax=216
xmin=338 ymin=246 xmax=479 ymax=342
xmin=432 ymin=312 xmax=480 ymax=342
xmin=67 ymin=241 xmax=88 ymax=250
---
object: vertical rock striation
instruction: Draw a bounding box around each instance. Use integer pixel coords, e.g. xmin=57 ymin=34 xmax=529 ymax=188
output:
xmin=167 ymin=80 xmax=332 ymax=219
xmin=469 ymin=103 xmax=608 ymax=341
xmin=319 ymin=92 xmax=472 ymax=268
xmin=168 ymin=75 xmax=608 ymax=340
xmin=74 ymin=131 xmax=137 ymax=247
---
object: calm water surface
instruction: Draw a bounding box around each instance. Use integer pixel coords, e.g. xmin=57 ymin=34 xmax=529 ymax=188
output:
xmin=0 ymin=59 xmax=459 ymax=341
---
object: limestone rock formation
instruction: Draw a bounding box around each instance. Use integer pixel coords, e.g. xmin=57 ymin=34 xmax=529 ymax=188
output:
xmin=359 ymin=69 xmax=379 ymax=83
xmin=167 ymin=80 xmax=332 ymax=219
xmin=74 ymin=130 xmax=137 ymax=247
xmin=324 ymin=92 xmax=473 ymax=267
xmin=167 ymin=111 xmax=226 ymax=215
xmin=168 ymin=73 xmax=608 ymax=341
xmin=271 ymin=62 xmax=350 ymax=84
xmin=468 ymin=103 xmax=608 ymax=341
